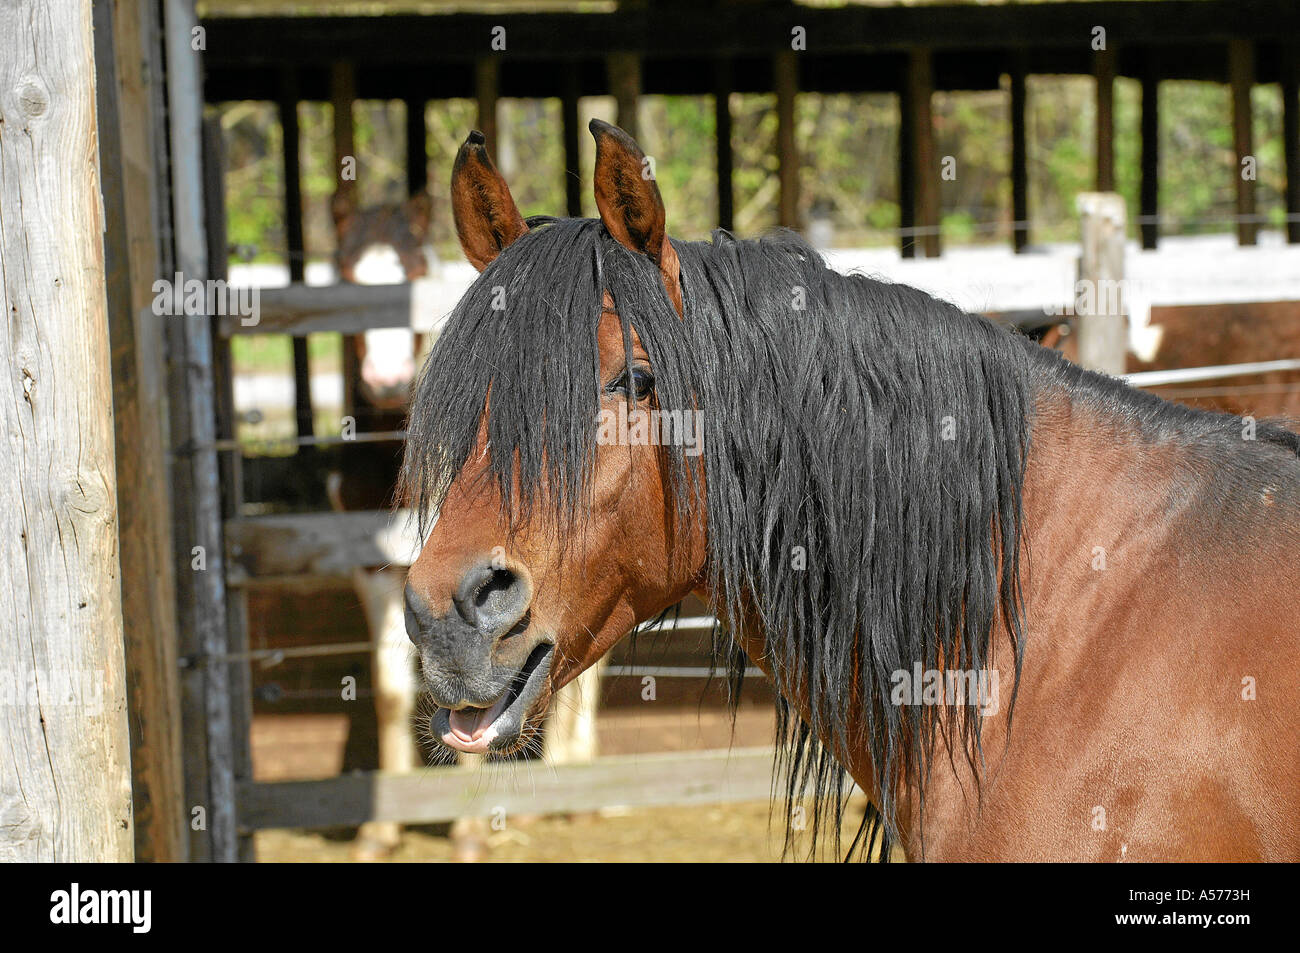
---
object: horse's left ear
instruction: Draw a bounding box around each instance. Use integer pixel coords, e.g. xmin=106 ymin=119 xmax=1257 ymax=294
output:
xmin=590 ymin=119 xmax=684 ymax=317
xmin=451 ymin=130 xmax=528 ymax=271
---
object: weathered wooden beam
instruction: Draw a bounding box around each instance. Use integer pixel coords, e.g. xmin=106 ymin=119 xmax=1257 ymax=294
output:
xmin=406 ymin=97 xmax=428 ymax=194
xmin=1075 ymin=192 xmax=1128 ymax=375
xmin=907 ymin=48 xmax=940 ymax=257
xmin=330 ymin=61 xmax=360 ymax=427
xmin=1094 ymin=45 xmax=1116 ymax=193
xmin=202 ymin=114 xmax=256 ymax=863
xmin=607 ymin=51 xmax=641 ymax=141
xmin=165 ymin=0 xmax=239 ymax=865
xmin=474 ymin=57 xmax=499 ymax=159
xmin=1228 ymin=38 xmax=1257 ymax=246
xmin=1140 ymin=61 xmax=1161 ymax=250
xmin=1010 ymin=55 xmax=1029 ymax=253
xmin=774 ymin=50 xmax=800 ymax=231
xmin=1284 ymin=48 xmax=1300 ymax=245
xmin=217 ymin=275 xmax=469 ymax=337
xmin=562 ymin=62 xmax=583 ymax=218
xmin=0 ymin=0 xmax=134 ymax=863
xmin=199 ymin=4 xmax=1300 ymax=68
xmin=237 ymin=747 xmax=777 ymax=831
xmin=714 ymin=59 xmax=734 ymax=232
xmin=96 ymin=0 xmax=187 ymax=863
xmin=225 ymin=510 xmax=421 ymax=585
xmin=278 ymin=69 xmax=313 ymax=437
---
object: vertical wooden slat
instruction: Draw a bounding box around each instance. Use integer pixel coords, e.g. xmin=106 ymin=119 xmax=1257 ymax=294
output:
xmin=1283 ymin=48 xmax=1300 ymax=245
xmin=898 ymin=79 xmax=916 ymax=258
xmin=608 ymin=52 xmax=641 ymax=140
xmin=331 ymin=63 xmax=359 ymax=428
xmin=562 ymin=63 xmax=583 ymax=218
xmin=95 ymin=0 xmax=186 ymax=862
xmin=1228 ymin=38 xmax=1257 ymax=246
xmin=165 ymin=0 xmax=238 ymax=864
xmin=774 ymin=50 xmax=800 ymax=230
xmin=907 ymin=48 xmax=939 ymax=257
xmin=406 ymin=97 xmax=428 ymax=194
xmin=475 ymin=58 xmax=500 ymax=157
xmin=202 ymin=116 xmax=255 ymax=863
xmin=278 ymin=70 xmax=313 ymax=437
xmin=1010 ymin=53 xmax=1029 ymax=253
xmin=0 ymin=0 xmax=133 ymax=863
xmin=1076 ymin=193 xmax=1128 ymax=375
xmin=714 ymin=59 xmax=734 ymax=232
xmin=1094 ymin=46 xmax=1116 ymax=193
xmin=1140 ymin=61 xmax=1161 ymax=250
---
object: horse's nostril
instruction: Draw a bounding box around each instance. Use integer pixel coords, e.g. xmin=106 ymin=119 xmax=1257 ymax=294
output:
xmin=474 ymin=568 xmax=517 ymax=610
xmin=453 ymin=561 xmax=531 ymax=637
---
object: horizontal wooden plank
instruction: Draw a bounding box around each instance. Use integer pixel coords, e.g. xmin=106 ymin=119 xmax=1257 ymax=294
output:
xmin=201 ymin=3 xmax=1295 ymax=68
xmin=236 ymin=747 xmax=777 ymax=830
xmin=219 ymin=274 xmax=471 ymax=336
xmin=225 ymin=510 xmax=421 ymax=583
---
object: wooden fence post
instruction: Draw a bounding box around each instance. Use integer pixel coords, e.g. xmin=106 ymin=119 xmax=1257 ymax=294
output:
xmin=0 ymin=0 xmax=134 ymax=861
xmin=96 ymin=0 xmax=187 ymax=862
xmin=774 ymin=50 xmax=800 ymax=231
xmin=1075 ymin=193 xmax=1128 ymax=375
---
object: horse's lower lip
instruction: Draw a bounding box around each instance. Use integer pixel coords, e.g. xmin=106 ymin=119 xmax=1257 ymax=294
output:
xmin=435 ymin=643 xmax=553 ymax=754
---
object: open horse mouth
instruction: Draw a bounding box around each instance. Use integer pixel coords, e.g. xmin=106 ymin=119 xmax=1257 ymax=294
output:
xmin=432 ymin=642 xmax=554 ymax=754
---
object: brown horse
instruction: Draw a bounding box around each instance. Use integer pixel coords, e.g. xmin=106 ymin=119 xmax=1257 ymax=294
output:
xmin=399 ymin=123 xmax=1300 ymax=861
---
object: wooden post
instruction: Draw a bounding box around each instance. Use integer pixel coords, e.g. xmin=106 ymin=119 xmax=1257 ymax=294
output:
xmin=714 ymin=59 xmax=735 ymax=232
xmin=607 ymin=52 xmax=642 ymax=141
xmin=1094 ymin=46 xmax=1116 ymax=193
xmin=898 ymin=79 xmax=916 ymax=258
xmin=95 ymin=0 xmax=186 ymax=862
xmin=1075 ymin=193 xmax=1128 ymax=375
xmin=906 ymin=48 xmax=940 ymax=257
xmin=0 ymin=0 xmax=134 ymax=863
xmin=165 ymin=0 xmax=239 ymax=864
xmin=330 ymin=63 xmax=360 ymax=425
xmin=1010 ymin=54 xmax=1029 ymax=253
xmin=406 ymin=97 xmax=428 ymax=194
xmin=279 ymin=70 xmax=313 ymax=437
xmin=1140 ymin=61 xmax=1161 ymax=250
xmin=1283 ymin=49 xmax=1300 ymax=245
xmin=1228 ymin=39 xmax=1257 ymax=246
xmin=562 ymin=63 xmax=583 ymax=218
xmin=202 ymin=116 xmax=255 ymax=862
xmin=774 ymin=50 xmax=800 ymax=230
xmin=475 ymin=58 xmax=499 ymax=159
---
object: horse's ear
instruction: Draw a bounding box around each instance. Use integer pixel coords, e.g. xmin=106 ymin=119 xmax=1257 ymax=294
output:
xmin=450 ymin=130 xmax=528 ymax=271
xmin=590 ymin=118 xmax=683 ymax=317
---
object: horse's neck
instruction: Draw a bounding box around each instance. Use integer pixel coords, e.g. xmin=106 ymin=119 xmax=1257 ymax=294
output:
xmin=1020 ymin=389 xmax=1179 ymax=557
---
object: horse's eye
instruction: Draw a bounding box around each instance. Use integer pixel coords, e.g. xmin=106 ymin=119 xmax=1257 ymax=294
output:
xmin=630 ymin=368 xmax=655 ymax=401
xmin=607 ymin=366 xmax=655 ymax=401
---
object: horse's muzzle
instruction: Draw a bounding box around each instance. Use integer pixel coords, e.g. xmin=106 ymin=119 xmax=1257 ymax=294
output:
xmin=404 ymin=562 xmax=551 ymax=753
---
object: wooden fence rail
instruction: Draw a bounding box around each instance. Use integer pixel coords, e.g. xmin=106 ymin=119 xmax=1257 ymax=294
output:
xmin=237 ymin=747 xmax=777 ymax=831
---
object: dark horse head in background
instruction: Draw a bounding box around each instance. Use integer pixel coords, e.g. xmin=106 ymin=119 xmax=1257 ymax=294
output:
xmin=401 ymin=121 xmax=1300 ymax=861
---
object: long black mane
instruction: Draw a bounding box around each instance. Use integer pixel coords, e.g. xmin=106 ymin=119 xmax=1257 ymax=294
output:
xmin=401 ymin=217 xmax=1296 ymax=860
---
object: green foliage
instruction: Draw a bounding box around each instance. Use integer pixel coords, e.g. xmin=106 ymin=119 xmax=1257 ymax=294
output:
xmin=218 ymin=75 xmax=1295 ymax=268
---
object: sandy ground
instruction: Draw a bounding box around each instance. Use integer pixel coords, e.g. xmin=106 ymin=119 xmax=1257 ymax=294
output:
xmin=254 ymin=797 xmax=895 ymax=863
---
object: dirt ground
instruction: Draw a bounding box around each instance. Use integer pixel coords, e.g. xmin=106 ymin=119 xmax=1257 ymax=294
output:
xmin=255 ymin=797 xmax=892 ymax=863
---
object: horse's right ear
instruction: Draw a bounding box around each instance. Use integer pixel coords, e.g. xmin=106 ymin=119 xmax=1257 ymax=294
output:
xmin=450 ymin=130 xmax=528 ymax=271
